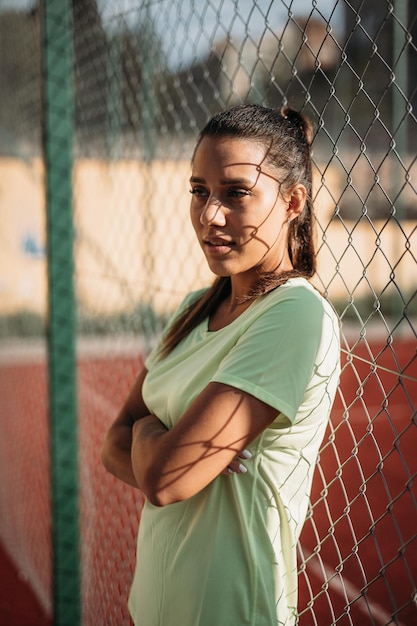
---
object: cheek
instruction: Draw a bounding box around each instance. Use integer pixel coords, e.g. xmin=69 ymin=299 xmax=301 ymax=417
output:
xmin=190 ymin=206 xmax=201 ymax=232
xmin=258 ymin=199 xmax=287 ymax=229
xmin=241 ymin=205 xmax=279 ymax=236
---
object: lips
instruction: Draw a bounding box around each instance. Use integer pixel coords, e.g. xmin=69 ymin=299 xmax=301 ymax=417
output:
xmin=204 ymin=236 xmax=234 ymax=246
xmin=203 ymin=236 xmax=235 ymax=255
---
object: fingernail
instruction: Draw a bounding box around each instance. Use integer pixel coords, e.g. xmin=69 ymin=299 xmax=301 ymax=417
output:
xmin=227 ymin=467 xmax=234 ymax=474
xmin=240 ymin=449 xmax=252 ymax=459
xmin=238 ymin=463 xmax=248 ymax=473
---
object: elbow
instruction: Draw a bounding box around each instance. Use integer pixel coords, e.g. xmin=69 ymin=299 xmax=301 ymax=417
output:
xmin=100 ymin=430 xmax=124 ymax=478
xmin=146 ymin=488 xmax=185 ymax=507
xmin=146 ymin=490 xmax=174 ymax=507
xmin=136 ymin=471 xmax=186 ymax=507
xmin=100 ymin=436 xmax=114 ymax=475
xmin=132 ymin=475 xmax=171 ymax=507
xmin=100 ymin=435 xmax=110 ymax=470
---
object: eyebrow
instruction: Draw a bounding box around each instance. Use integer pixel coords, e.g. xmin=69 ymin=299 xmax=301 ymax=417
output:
xmin=189 ymin=175 xmax=256 ymax=186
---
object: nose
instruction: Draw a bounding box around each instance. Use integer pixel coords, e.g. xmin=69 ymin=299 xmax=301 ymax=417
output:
xmin=200 ymin=196 xmax=226 ymax=226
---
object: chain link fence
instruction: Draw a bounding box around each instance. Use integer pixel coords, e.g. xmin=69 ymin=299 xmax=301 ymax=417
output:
xmin=0 ymin=1 xmax=416 ymax=625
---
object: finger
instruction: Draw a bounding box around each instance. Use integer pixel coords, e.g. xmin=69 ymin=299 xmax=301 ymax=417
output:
xmin=221 ymin=450 xmax=252 ymax=476
xmin=226 ymin=462 xmax=248 ymax=474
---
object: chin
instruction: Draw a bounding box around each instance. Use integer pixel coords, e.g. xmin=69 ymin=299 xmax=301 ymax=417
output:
xmin=206 ymin=265 xmax=230 ymax=277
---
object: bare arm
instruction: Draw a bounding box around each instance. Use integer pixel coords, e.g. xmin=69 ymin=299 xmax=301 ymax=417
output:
xmin=101 ymin=367 xmax=151 ymax=488
xmin=131 ymin=381 xmax=277 ymax=506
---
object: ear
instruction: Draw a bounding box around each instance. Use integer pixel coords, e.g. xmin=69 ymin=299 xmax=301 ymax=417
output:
xmin=287 ymin=184 xmax=307 ymax=220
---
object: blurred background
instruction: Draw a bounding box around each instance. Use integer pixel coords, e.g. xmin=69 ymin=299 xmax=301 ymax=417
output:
xmin=0 ymin=1 xmax=416 ymax=625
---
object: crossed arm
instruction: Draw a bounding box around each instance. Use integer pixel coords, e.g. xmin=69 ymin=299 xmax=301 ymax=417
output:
xmin=101 ymin=366 xmax=278 ymax=506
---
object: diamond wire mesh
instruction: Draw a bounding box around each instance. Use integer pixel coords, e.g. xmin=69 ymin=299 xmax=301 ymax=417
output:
xmin=0 ymin=1 xmax=416 ymax=625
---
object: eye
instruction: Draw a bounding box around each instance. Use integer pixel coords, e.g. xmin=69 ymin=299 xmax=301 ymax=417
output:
xmin=189 ymin=187 xmax=208 ymax=198
xmin=227 ymin=188 xmax=250 ymax=199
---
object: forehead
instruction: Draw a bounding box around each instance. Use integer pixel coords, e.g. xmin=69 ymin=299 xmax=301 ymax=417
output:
xmin=192 ymin=136 xmax=270 ymax=177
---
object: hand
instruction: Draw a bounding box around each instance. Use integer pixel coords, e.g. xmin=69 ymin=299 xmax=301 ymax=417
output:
xmin=222 ymin=449 xmax=252 ymax=475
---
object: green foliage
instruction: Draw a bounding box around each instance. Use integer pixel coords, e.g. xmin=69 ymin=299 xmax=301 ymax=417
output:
xmin=0 ymin=311 xmax=45 ymax=338
xmin=76 ymin=302 xmax=169 ymax=337
xmin=0 ymin=302 xmax=169 ymax=338
xmin=334 ymin=290 xmax=417 ymax=323
xmin=2 ymin=293 xmax=415 ymax=339
xmin=0 ymin=8 xmax=41 ymax=156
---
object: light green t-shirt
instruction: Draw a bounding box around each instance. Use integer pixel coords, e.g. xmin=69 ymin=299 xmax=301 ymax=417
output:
xmin=128 ymin=278 xmax=340 ymax=626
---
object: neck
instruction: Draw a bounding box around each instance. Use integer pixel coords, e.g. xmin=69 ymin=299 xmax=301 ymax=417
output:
xmin=229 ymin=267 xmax=299 ymax=305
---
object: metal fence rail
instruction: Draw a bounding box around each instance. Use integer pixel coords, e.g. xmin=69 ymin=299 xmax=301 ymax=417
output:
xmin=0 ymin=1 xmax=416 ymax=625
xmin=42 ymin=1 xmax=80 ymax=625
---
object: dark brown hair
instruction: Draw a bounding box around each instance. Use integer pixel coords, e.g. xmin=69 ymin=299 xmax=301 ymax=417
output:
xmin=159 ymin=103 xmax=316 ymax=358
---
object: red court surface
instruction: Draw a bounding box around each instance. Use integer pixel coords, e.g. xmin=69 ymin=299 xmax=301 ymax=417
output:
xmin=0 ymin=333 xmax=416 ymax=625
xmin=0 ymin=542 xmax=50 ymax=626
xmin=296 ymin=336 xmax=417 ymax=625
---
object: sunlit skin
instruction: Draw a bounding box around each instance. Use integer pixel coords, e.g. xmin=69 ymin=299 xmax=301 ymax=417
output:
xmin=190 ymin=135 xmax=307 ymax=309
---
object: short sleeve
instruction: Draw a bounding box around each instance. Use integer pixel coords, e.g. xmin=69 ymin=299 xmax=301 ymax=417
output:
xmin=211 ymin=287 xmax=326 ymax=423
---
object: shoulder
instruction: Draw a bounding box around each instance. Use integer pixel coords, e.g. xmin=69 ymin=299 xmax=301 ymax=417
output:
xmin=182 ymin=287 xmax=209 ymax=308
xmin=168 ymin=287 xmax=208 ymax=321
xmin=257 ymin=277 xmax=331 ymax=319
xmin=271 ymin=278 xmax=341 ymax=355
xmin=145 ymin=287 xmax=209 ymax=368
xmin=243 ymin=278 xmax=340 ymax=349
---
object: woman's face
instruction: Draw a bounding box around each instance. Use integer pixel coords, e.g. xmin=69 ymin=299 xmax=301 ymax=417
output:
xmin=190 ymin=135 xmax=303 ymax=292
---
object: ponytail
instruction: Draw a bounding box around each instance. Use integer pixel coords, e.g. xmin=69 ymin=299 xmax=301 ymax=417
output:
xmin=158 ymin=278 xmax=230 ymax=359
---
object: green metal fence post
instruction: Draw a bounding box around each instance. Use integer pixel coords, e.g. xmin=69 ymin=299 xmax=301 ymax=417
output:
xmin=41 ymin=1 xmax=80 ymax=624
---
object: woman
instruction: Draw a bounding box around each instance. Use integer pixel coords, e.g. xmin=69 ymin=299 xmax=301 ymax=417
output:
xmin=101 ymin=104 xmax=340 ymax=625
